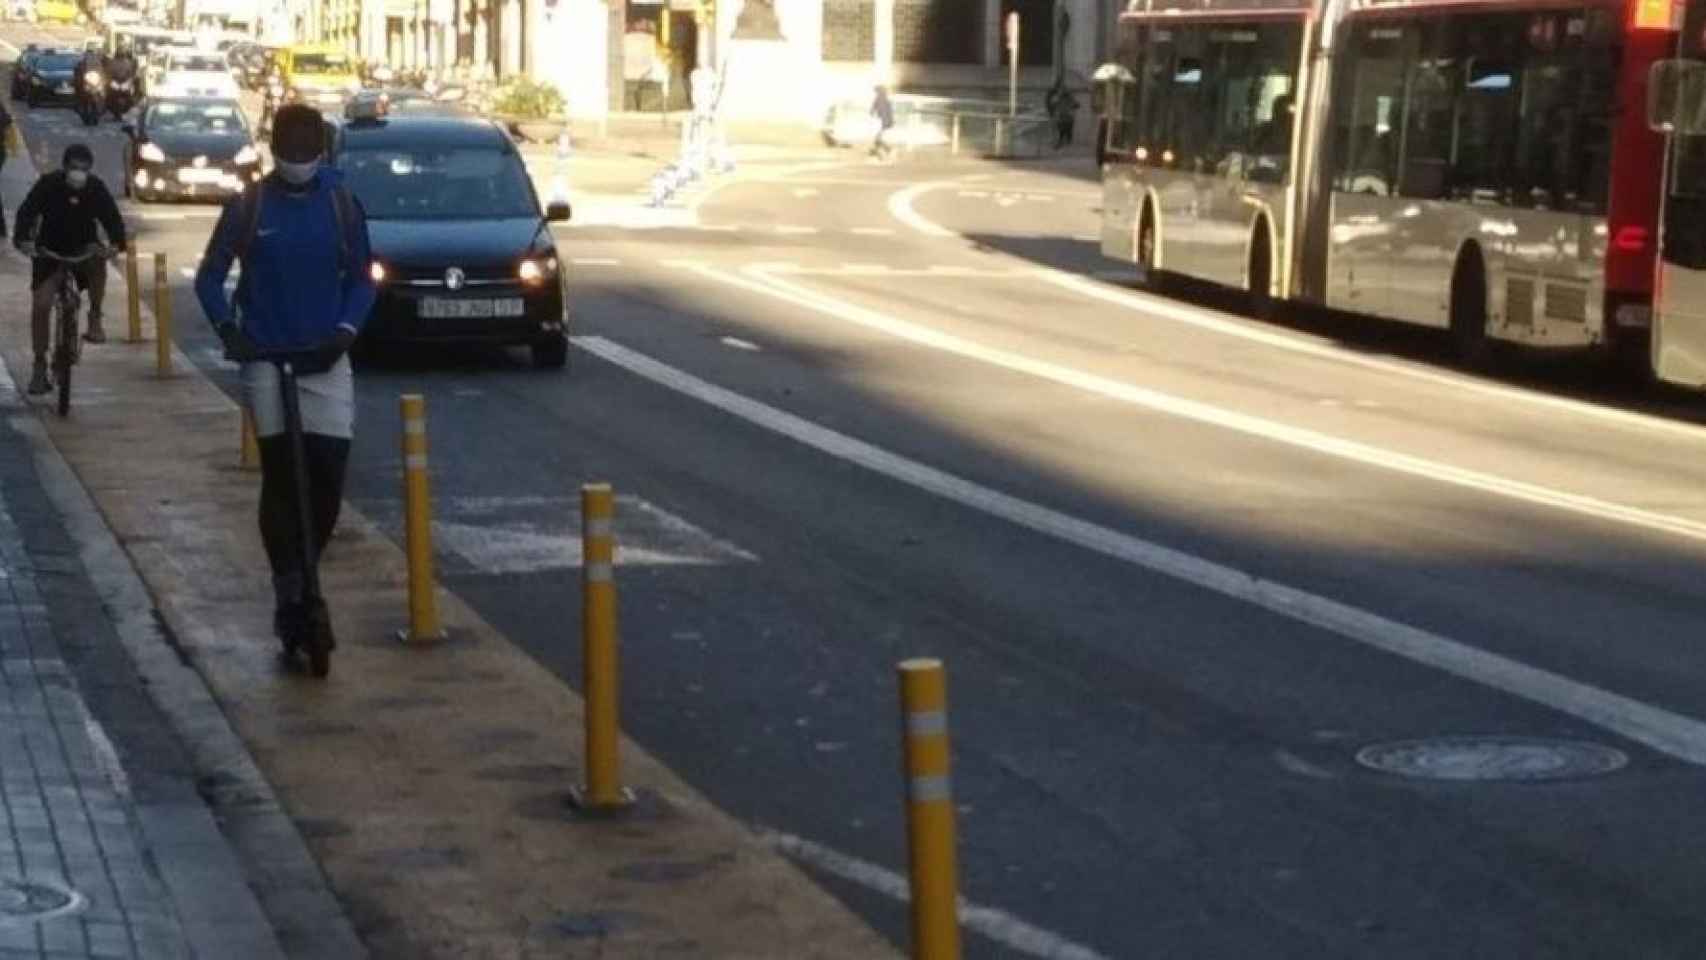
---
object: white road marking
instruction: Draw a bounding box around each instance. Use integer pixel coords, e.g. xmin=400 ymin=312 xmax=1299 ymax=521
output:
xmin=720 ymin=336 xmax=761 ymax=351
xmin=734 ymin=263 xmax=1706 ymax=547
xmin=850 ymin=227 xmax=895 ymax=236
xmin=888 ymin=181 xmax=957 ymax=237
xmin=791 ymin=187 xmax=819 ymax=198
xmin=574 ymin=333 xmax=1706 ymax=766
xmin=957 ymin=190 xmax=989 ymax=199
xmin=698 ymin=224 xmax=741 ymax=232
xmin=570 ymin=257 xmax=622 ymax=267
xmin=408 ymin=494 xmax=756 ymax=574
xmin=776 ymin=225 xmax=819 ymax=235
xmin=78 ymin=697 xmax=133 ymax=801
xmin=1041 ymin=271 xmax=1706 ymax=443
xmin=762 ymin=831 xmax=1112 ymax=960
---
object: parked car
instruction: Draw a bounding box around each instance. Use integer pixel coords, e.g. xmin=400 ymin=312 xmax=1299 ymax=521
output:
xmin=24 ymin=52 xmax=82 ymax=108
xmin=331 ymin=96 xmax=572 ymax=367
xmin=122 ymin=97 xmax=261 ymax=202
xmin=149 ymin=50 xmax=241 ymax=99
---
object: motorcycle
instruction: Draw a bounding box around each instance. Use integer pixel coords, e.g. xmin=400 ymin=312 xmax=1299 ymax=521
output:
xmin=106 ymin=75 xmax=135 ymax=120
xmin=76 ymin=70 xmax=102 ymax=127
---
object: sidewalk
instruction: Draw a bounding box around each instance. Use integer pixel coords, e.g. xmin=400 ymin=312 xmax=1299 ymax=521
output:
xmin=0 ymin=177 xmax=898 ymax=960
xmin=0 ymin=362 xmax=284 ymax=958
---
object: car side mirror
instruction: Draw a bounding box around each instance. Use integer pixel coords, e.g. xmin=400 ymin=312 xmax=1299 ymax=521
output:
xmin=546 ymin=200 xmax=572 ymax=223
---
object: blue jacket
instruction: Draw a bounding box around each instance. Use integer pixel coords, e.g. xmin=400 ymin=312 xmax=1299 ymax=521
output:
xmin=195 ymin=168 xmax=377 ymax=349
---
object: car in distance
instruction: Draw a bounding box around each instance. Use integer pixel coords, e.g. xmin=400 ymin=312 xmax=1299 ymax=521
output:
xmin=25 ymin=51 xmax=81 ymax=107
xmin=122 ymin=97 xmax=261 ymax=202
xmin=278 ymin=44 xmax=359 ymax=110
xmin=149 ymin=50 xmax=241 ymax=99
xmin=331 ymin=98 xmax=572 ymax=368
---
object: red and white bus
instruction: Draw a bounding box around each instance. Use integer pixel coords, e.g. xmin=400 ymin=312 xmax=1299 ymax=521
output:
xmin=1099 ymin=0 xmax=1678 ymax=367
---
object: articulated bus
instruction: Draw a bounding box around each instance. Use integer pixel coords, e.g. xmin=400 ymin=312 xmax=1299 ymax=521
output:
xmin=1099 ymin=0 xmax=1679 ymax=371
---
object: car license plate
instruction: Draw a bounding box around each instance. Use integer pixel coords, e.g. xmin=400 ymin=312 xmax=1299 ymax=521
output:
xmin=178 ymin=168 xmax=223 ymax=184
xmin=418 ymin=298 xmax=525 ymax=319
xmin=55 ymin=83 xmax=71 ymax=93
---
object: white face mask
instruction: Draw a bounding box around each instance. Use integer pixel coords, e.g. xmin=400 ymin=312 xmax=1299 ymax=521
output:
xmin=65 ymin=169 xmax=89 ymax=189
xmin=276 ymin=159 xmax=318 ymax=185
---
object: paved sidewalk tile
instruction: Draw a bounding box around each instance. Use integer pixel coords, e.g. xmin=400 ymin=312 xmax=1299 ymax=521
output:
xmin=0 ymin=425 xmax=188 ymax=957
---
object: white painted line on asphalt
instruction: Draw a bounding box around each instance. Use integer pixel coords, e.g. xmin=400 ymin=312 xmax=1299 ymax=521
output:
xmin=699 ymin=224 xmax=741 ymax=232
xmin=740 ymin=264 xmax=1706 ymax=546
xmin=888 ymin=181 xmax=957 ymax=237
xmin=77 ymin=697 xmax=133 ymax=802
xmin=776 ymin=225 xmax=819 ymax=235
xmin=1041 ymin=270 xmax=1706 ymax=443
xmin=762 ymin=831 xmax=1112 ymax=960
xmin=570 ymin=257 xmax=622 ymax=266
xmin=574 ymin=333 xmax=1706 ymax=766
xmin=720 ymin=336 xmax=760 ymax=351
xmin=791 ymin=187 xmax=819 ymax=198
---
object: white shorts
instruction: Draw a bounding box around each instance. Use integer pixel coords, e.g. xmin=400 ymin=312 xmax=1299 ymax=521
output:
xmin=241 ymin=356 xmax=354 ymax=439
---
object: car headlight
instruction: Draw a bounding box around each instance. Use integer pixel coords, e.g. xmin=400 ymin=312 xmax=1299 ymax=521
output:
xmin=518 ymin=257 xmax=558 ymax=284
xmin=368 ymin=261 xmax=386 ymax=283
xmin=138 ymin=142 xmax=166 ymax=163
xmin=83 ymin=70 xmax=100 ymax=85
xmin=233 ymin=145 xmax=258 ymax=165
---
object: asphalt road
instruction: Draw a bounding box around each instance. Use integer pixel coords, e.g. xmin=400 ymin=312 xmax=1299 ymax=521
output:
xmin=12 ymin=25 xmax=1706 ymax=957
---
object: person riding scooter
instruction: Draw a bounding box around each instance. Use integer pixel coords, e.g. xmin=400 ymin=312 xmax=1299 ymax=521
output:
xmin=105 ymin=45 xmax=137 ymax=120
xmin=74 ymin=47 xmax=104 ymax=126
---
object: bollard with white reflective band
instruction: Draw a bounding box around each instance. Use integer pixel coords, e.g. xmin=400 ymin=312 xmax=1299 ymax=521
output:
xmin=569 ymin=482 xmax=634 ymax=812
xmin=899 ymin=657 xmax=961 ymax=960
xmin=398 ymin=394 xmax=442 ymax=642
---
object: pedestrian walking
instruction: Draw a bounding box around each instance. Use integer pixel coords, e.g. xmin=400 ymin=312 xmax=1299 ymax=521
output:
xmin=0 ymin=96 xmax=12 ymax=237
xmin=870 ymin=84 xmax=895 ymax=162
xmin=193 ymin=104 xmax=376 ymax=663
xmin=1047 ymin=83 xmax=1079 ymax=149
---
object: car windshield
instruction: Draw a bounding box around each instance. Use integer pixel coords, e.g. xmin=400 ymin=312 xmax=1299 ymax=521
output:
xmin=147 ymin=101 xmax=245 ymax=135
xmin=294 ymin=53 xmax=350 ymax=75
xmin=170 ymin=55 xmax=226 ymax=72
xmin=37 ymin=54 xmax=79 ymax=71
xmin=341 ymin=145 xmax=536 ymax=220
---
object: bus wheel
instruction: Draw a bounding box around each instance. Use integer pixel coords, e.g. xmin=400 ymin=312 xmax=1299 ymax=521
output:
xmin=1450 ymin=248 xmax=1492 ymax=368
xmin=1248 ymin=221 xmax=1275 ymax=320
xmin=1136 ymin=207 xmax=1162 ymax=293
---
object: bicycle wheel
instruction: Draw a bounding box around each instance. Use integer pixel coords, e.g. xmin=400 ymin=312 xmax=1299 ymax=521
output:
xmin=54 ymin=295 xmax=75 ymax=417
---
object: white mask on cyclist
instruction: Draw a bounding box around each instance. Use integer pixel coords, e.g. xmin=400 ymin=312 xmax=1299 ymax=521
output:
xmin=65 ymin=169 xmax=89 ymax=190
xmin=275 ymin=159 xmax=318 ymax=186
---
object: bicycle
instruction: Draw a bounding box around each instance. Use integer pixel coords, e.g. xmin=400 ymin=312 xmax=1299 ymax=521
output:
xmin=33 ymin=244 xmax=111 ymax=417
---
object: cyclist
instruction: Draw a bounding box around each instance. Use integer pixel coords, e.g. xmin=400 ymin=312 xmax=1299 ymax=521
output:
xmin=13 ymin=143 xmax=126 ymax=395
xmin=194 ymin=104 xmax=375 ymax=660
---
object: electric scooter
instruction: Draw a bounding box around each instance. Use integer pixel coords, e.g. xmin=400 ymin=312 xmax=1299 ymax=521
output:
xmin=252 ymin=347 xmax=335 ymax=678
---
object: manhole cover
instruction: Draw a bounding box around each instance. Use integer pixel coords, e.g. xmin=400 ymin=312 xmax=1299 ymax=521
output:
xmin=1355 ymin=736 xmax=1628 ymax=782
xmin=0 ymin=879 xmax=83 ymax=923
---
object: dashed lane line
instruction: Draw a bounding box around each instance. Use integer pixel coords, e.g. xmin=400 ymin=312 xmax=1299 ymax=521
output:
xmin=574 ymin=332 xmax=1706 ymax=767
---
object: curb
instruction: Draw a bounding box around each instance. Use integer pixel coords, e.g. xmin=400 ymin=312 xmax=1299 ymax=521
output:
xmin=1 ymin=129 xmax=367 ymax=958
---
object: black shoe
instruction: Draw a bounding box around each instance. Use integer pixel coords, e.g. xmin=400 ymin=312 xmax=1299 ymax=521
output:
xmin=274 ymin=601 xmax=305 ymax=657
xmin=303 ymin=597 xmax=332 ymax=678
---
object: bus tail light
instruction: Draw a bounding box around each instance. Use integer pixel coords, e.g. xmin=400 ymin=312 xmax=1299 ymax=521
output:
xmin=1613 ymin=225 xmax=1650 ymax=252
xmin=1632 ymin=0 xmax=1679 ymax=30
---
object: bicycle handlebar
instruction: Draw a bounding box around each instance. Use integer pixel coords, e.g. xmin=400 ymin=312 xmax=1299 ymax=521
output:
xmin=32 ymin=245 xmax=114 ymax=263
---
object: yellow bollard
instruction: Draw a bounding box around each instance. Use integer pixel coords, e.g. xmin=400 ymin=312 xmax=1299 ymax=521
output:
xmin=398 ymin=394 xmax=442 ymax=642
xmin=899 ymin=658 xmax=961 ymax=960
xmin=570 ymin=482 xmax=633 ymax=812
xmin=124 ymin=247 xmax=141 ymax=343
xmin=239 ymin=408 xmax=260 ymax=471
xmin=153 ymin=253 xmax=171 ymax=377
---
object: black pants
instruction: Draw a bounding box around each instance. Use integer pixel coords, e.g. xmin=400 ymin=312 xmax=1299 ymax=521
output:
xmin=257 ymin=433 xmax=349 ymax=607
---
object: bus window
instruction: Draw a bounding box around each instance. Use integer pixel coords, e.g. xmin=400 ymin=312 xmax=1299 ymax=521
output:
xmin=1211 ymin=23 xmax=1303 ymax=180
xmin=1336 ymin=25 xmax=1409 ymax=196
xmin=1108 ymin=21 xmax=1144 ymax=154
xmin=1455 ymin=17 xmax=1521 ymax=202
xmin=1400 ymin=23 xmax=1458 ymax=200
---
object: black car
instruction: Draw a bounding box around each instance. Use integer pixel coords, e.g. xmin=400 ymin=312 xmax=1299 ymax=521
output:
xmin=23 ymin=51 xmax=79 ymax=107
xmin=331 ymin=104 xmax=572 ymax=367
xmin=9 ymin=45 xmax=43 ymax=100
xmin=122 ymin=98 xmax=262 ymax=202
